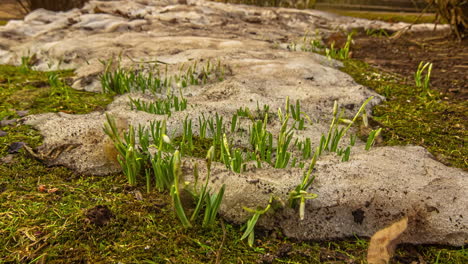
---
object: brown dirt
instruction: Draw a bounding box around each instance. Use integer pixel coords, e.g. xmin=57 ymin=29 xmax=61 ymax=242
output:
xmin=84 ymin=205 xmax=114 ymax=226
xmin=351 ymin=29 xmax=468 ymax=101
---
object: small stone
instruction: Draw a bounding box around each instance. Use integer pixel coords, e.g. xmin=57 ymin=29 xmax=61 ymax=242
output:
xmin=7 ymin=142 xmax=26 ymax=154
xmin=0 ymin=119 xmax=16 ymax=127
xmin=0 ymin=130 xmax=7 ymax=137
xmin=0 ymin=154 xmax=15 ymax=164
xmin=16 ymin=110 xmax=29 ymax=117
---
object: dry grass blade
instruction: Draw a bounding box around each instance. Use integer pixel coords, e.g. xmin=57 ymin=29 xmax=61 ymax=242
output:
xmin=367 ymin=217 xmax=408 ymax=264
xmin=215 ymin=219 xmax=227 ymax=264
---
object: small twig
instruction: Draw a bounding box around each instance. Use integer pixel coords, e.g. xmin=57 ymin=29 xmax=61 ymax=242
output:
xmin=215 ymin=219 xmax=226 ymax=264
xmin=15 ymin=0 xmax=30 ymax=14
xmin=390 ymin=5 xmax=432 ymax=40
xmin=156 ymin=230 xmax=168 ymax=239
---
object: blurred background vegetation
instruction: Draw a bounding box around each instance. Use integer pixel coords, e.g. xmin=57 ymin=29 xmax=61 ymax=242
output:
xmin=15 ymin=0 xmax=89 ymax=13
xmin=212 ymin=0 xmax=317 ymax=9
xmin=10 ymin=0 xmax=466 ymax=40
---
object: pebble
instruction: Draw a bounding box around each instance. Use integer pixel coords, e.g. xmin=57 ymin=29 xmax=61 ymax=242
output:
xmin=7 ymin=142 xmax=26 ymax=154
xmin=0 ymin=119 xmax=16 ymax=127
xmin=16 ymin=110 xmax=29 ymax=117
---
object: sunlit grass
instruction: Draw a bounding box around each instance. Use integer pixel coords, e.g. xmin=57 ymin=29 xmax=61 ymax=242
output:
xmin=317 ymin=9 xmax=439 ymax=24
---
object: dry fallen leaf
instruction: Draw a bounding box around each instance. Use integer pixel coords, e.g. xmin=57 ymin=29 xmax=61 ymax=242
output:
xmin=367 ymin=217 xmax=408 ymax=264
xmin=37 ymin=185 xmax=47 ymax=192
xmin=134 ymin=190 xmax=143 ymax=201
xmin=47 ymin=187 xmax=59 ymax=193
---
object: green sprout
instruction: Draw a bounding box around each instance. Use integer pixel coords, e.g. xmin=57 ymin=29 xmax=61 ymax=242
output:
xmin=415 ymin=61 xmax=433 ymax=96
xmin=365 ymin=128 xmax=382 ymax=151
xmin=103 ymin=114 xmax=145 ymax=186
xmin=249 ymin=114 xmax=273 ymax=164
xmin=129 ymin=95 xmax=187 ymax=116
xmin=48 ymin=71 xmax=70 ymax=101
xmin=171 ymin=150 xmax=192 ymax=228
xmin=241 ymin=196 xmax=273 ymax=247
xmin=19 ymin=54 xmax=34 ymax=73
xmin=189 ymin=146 xmax=226 ymax=228
xmin=274 ymin=115 xmax=294 ymax=168
xmin=286 ymin=97 xmax=311 ymax=130
xmin=325 ymin=33 xmax=353 ymax=60
xmin=289 ymin=150 xmax=319 ymax=220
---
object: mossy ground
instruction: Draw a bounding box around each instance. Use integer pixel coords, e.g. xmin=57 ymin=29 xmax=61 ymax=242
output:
xmin=1 ymin=62 xmax=466 ymax=264
xmin=341 ymin=60 xmax=467 ymax=170
xmin=0 ymin=12 xmax=467 ymax=262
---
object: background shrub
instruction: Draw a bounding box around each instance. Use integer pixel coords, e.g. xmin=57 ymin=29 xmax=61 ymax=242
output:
xmin=426 ymin=0 xmax=467 ymax=40
xmin=213 ymin=0 xmax=316 ymax=9
xmin=16 ymin=0 xmax=89 ymax=12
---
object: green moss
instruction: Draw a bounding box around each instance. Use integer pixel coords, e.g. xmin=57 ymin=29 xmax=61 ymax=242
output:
xmin=1 ymin=153 xmax=466 ymax=263
xmin=341 ymin=60 xmax=467 ymax=170
xmin=0 ymin=65 xmax=113 ymax=120
xmin=0 ymin=21 xmax=7 ymax=26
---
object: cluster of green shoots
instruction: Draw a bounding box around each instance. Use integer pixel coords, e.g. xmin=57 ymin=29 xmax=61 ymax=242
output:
xmin=100 ymin=58 xmax=225 ymax=95
xmin=129 ymin=93 xmax=187 ymax=117
xmin=236 ymin=101 xmax=270 ymax=121
xmin=173 ymin=59 xmax=225 ymax=88
xmin=20 ymin=55 xmax=33 ymax=74
xmin=365 ymin=28 xmax=390 ymax=37
xmin=414 ymin=61 xmax=433 ymax=97
xmin=288 ymin=31 xmax=353 ymax=61
xmin=325 ymin=33 xmax=353 ymax=60
xmin=47 ymin=71 xmax=70 ymax=101
xmin=104 ymin=92 xmax=379 ymax=246
xmin=287 ymin=32 xmax=324 ymax=53
xmin=104 ymin=116 xmax=225 ymax=228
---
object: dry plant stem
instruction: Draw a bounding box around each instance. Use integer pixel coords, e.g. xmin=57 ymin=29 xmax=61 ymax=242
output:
xmin=390 ymin=5 xmax=432 ymax=40
xmin=125 ymin=55 xmax=168 ymax=65
xmin=215 ymin=219 xmax=227 ymax=264
xmin=15 ymin=0 xmax=30 ymax=14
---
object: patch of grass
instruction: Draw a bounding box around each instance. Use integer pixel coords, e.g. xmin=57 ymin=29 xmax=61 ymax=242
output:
xmin=320 ymin=9 xmax=440 ymax=24
xmin=341 ymin=59 xmax=467 ymax=170
xmin=2 ymin=153 xmax=466 ymax=262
